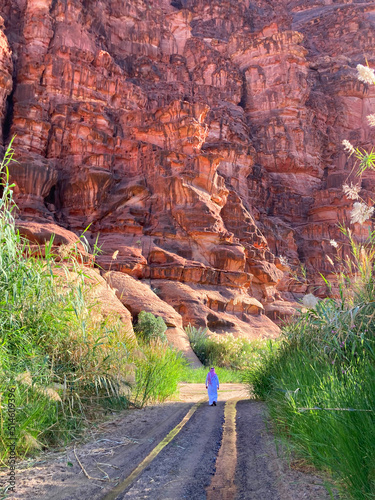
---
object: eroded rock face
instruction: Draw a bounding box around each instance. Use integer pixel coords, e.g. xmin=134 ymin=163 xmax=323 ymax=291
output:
xmin=54 ymin=265 xmax=135 ymax=338
xmin=0 ymin=0 xmax=375 ymax=350
xmin=104 ymin=271 xmax=201 ymax=365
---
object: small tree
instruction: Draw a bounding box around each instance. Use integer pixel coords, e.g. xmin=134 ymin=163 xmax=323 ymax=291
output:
xmin=134 ymin=311 xmax=167 ymax=343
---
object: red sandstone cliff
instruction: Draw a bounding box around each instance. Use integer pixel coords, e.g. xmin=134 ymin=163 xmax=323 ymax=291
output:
xmin=0 ymin=0 xmax=374 ymax=350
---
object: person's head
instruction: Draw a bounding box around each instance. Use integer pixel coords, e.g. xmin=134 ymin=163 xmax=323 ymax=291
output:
xmin=210 ymin=366 xmax=215 ymax=372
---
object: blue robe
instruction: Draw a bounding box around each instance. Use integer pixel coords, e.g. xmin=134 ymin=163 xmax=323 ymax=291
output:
xmin=206 ymin=373 xmax=219 ymax=405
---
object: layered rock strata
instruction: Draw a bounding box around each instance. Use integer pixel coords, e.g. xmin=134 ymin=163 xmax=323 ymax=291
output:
xmin=0 ymin=0 xmax=375 ymax=353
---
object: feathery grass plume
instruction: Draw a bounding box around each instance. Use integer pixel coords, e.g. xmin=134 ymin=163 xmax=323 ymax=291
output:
xmin=57 ymin=242 xmax=76 ymax=259
xmin=360 ymin=246 xmax=367 ymax=267
xmin=23 ymin=432 xmax=42 ymax=451
xmin=279 ymin=255 xmax=289 ymax=267
xmin=37 ymin=386 xmax=62 ymax=402
xmin=111 ymin=250 xmax=119 ymax=260
xmin=367 ymin=113 xmax=375 ymax=127
xmin=301 ymin=293 xmax=319 ymax=309
xmin=15 ymin=371 xmax=33 ymax=387
xmin=326 ymin=255 xmax=334 ymax=266
xmin=356 ymin=63 xmax=375 ymax=84
xmin=342 ymin=139 xmax=355 ymax=155
xmin=330 ymin=239 xmax=338 ymax=248
xmin=350 ymin=202 xmax=374 ymax=225
xmin=343 ymin=183 xmax=361 ymax=200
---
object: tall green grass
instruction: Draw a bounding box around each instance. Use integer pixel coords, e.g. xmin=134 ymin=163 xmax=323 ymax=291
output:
xmin=179 ymin=366 xmax=243 ymax=383
xmin=132 ymin=311 xmax=185 ymax=407
xmin=247 ymin=238 xmax=375 ymax=499
xmin=248 ymin=343 xmax=375 ymax=499
xmin=186 ymin=324 xmax=277 ymax=370
xmin=132 ymin=340 xmax=185 ymax=407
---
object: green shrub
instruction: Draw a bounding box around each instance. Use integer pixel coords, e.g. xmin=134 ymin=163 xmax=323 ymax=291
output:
xmin=186 ymin=324 xmax=276 ymax=370
xmin=179 ymin=366 xmax=243 ymax=383
xmin=134 ymin=311 xmax=167 ymax=343
xmin=132 ymin=341 xmax=185 ymax=407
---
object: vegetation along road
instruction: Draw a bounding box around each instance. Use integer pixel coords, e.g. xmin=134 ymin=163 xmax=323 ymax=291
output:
xmin=4 ymin=384 xmax=334 ymax=500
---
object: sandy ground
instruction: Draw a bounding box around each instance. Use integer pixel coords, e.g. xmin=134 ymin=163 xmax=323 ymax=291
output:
xmin=0 ymin=384 xmax=337 ymax=500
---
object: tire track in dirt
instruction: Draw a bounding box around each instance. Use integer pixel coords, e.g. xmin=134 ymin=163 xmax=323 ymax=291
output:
xmin=206 ymin=398 xmax=240 ymax=500
xmin=235 ymin=400 xmax=281 ymax=500
xmin=2 ymin=385 xmax=335 ymax=500
xmin=4 ymin=402 xmax=196 ymax=500
xmin=102 ymin=385 xmax=247 ymax=500
xmin=235 ymin=400 xmax=336 ymax=500
xmin=113 ymin=401 xmax=224 ymax=499
xmin=103 ymin=397 xmax=208 ymax=500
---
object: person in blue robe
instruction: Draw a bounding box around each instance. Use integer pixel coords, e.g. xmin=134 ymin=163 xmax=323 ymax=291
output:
xmin=206 ymin=367 xmax=219 ymax=406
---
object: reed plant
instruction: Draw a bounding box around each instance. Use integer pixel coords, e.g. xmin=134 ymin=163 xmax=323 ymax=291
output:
xmin=248 ymin=325 xmax=375 ymax=499
xmin=0 ymin=141 xmax=184 ymax=467
xmin=246 ymin=63 xmax=375 ymax=499
xmin=246 ymin=232 xmax=375 ymax=498
xmin=132 ymin=340 xmax=185 ymax=407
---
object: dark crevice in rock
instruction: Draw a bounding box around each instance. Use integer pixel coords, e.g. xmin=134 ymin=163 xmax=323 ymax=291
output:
xmin=237 ymin=72 xmax=247 ymax=110
xmin=1 ymin=1 xmax=24 ymax=147
xmin=296 ymin=243 xmax=305 ymax=264
xmin=43 ymin=184 xmax=60 ymax=222
xmin=171 ymin=0 xmax=184 ymax=9
xmin=2 ymin=87 xmax=15 ymax=146
xmin=44 ymin=185 xmax=56 ymax=207
xmin=207 ymin=313 xmax=234 ymax=332
xmin=44 ymin=121 xmax=54 ymax=157
xmin=49 ymin=0 xmax=59 ymax=14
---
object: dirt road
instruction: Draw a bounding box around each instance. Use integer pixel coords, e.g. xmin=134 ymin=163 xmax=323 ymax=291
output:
xmin=3 ymin=384 xmax=334 ymax=500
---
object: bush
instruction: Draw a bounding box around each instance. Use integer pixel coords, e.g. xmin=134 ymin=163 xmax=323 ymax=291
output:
xmin=186 ymin=324 xmax=276 ymax=370
xmin=179 ymin=366 xmax=243 ymax=383
xmin=134 ymin=311 xmax=167 ymax=343
xmin=132 ymin=341 xmax=185 ymax=407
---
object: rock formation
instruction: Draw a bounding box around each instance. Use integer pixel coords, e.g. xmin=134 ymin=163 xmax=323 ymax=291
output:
xmin=0 ymin=0 xmax=375 ymax=353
